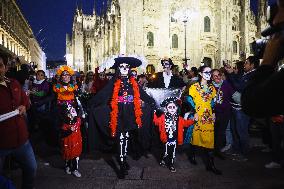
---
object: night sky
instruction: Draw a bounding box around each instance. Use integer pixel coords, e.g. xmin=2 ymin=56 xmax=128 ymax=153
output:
xmin=16 ymin=0 xmax=277 ymax=61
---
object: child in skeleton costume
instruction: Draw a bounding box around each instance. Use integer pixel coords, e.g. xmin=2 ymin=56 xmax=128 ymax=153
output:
xmin=153 ymin=97 xmax=194 ymax=172
xmin=88 ymin=57 xmax=155 ymax=179
xmin=60 ymin=104 xmax=82 ymax=177
xmin=53 ymin=65 xmax=82 ymax=178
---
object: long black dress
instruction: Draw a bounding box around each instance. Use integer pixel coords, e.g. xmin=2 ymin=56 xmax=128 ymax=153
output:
xmin=88 ymin=77 xmax=155 ymax=153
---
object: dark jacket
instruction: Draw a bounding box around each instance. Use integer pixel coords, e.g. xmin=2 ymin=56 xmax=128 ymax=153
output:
xmin=148 ymin=72 xmax=186 ymax=89
xmin=0 ymin=78 xmax=30 ymax=149
xmin=227 ymin=70 xmax=256 ymax=93
xmin=242 ymin=65 xmax=284 ymax=117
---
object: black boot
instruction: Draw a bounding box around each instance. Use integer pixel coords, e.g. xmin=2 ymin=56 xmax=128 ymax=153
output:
xmin=118 ymin=160 xmax=128 ymax=179
xmin=118 ymin=164 xmax=126 ymax=179
xmin=214 ymin=150 xmax=226 ymax=160
xmin=189 ymin=154 xmax=197 ymax=165
xmin=159 ymin=155 xmax=167 ymax=167
xmin=124 ymin=158 xmax=130 ymax=171
xmin=206 ymin=157 xmax=222 ymax=175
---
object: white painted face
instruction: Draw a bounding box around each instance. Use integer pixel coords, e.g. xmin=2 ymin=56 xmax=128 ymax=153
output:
xmin=201 ymin=67 xmax=212 ymax=81
xmin=166 ymin=102 xmax=178 ymax=115
xmin=162 ymin=61 xmax=172 ymax=72
xmin=119 ymin=63 xmax=130 ymax=76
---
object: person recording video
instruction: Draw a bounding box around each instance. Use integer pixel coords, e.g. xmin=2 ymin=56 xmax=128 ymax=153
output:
xmin=241 ymin=0 xmax=284 ymax=117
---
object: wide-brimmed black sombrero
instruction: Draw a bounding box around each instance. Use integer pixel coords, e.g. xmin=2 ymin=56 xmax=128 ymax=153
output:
xmin=111 ymin=57 xmax=142 ymax=69
xmin=160 ymin=97 xmax=180 ymax=107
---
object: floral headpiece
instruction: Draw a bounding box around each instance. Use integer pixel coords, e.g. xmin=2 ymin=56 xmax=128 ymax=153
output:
xmin=56 ymin=65 xmax=75 ymax=76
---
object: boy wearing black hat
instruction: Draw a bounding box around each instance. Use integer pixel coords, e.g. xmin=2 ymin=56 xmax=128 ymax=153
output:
xmin=153 ymin=97 xmax=195 ymax=172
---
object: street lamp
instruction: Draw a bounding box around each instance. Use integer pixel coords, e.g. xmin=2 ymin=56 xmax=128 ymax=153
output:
xmin=173 ymin=8 xmax=198 ymax=68
xmin=183 ymin=19 xmax=189 ymax=67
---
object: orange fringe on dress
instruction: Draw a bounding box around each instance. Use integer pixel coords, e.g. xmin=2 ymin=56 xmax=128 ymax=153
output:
xmin=109 ymin=77 xmax=142 ymax=137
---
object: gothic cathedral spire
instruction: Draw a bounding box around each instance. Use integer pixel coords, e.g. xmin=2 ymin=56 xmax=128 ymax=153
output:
xmin=258 ymin=0 xmax=267 ymax=17
xmin=93 ymin=0 xmax=96 ymax=15
xmin=257 ymin=0 xmax=268 ymax=37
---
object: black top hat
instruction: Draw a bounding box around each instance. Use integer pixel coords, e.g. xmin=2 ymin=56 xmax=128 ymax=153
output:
xmin=111 ymin=57 xmax=142 ymax=69
xmin=161 ymin=58 xmax=174 ymax=67
xmin=160 ymin=97 xmax=180 ymax=107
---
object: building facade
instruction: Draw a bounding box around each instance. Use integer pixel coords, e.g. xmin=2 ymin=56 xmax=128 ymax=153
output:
xmin=66 ymin=0 xmax=268 ymax=72
xmin=0 ymin=0 xmax=45 ymax=70
xmin=29 ymin=37 xmax=46 ymax=71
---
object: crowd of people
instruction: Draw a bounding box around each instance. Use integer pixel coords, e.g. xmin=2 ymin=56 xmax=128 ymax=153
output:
xmin=1 ymin=0 xmax=284 ymax=188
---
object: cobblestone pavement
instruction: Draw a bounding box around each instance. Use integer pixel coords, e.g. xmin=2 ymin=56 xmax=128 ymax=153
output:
xmin=7 ymin=138 xmax=284 ymax=189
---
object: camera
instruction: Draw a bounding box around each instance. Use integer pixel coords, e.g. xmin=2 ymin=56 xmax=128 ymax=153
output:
xmin=251 ymin=38 xmax=269 ymax=59
xmin=252 ymin=4 xmax=279 ymax=59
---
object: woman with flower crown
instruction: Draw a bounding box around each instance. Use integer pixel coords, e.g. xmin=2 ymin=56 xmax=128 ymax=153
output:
xmin=53 ymin=65 xmax=82 ymax=178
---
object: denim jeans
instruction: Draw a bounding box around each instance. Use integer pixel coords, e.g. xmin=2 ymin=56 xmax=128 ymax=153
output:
xmin=0 ymin=141 xmax=37 ymax=189
xmin=225 ymin=120 xmax=233 ymax=146
xmin=231 ymin=109 xmax=250 ymax=155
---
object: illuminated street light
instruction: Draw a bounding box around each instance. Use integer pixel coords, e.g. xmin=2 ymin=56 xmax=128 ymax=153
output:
xmin=173 ymin=8 xmax=198 ymax=68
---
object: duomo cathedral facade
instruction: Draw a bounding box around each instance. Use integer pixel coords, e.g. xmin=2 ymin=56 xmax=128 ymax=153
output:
xmin=66 ymin=0 xmax=268 ymax=72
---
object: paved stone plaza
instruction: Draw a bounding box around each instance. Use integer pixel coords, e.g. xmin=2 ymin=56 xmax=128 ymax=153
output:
xmin=7 ymin=137 xmax=284 ymax=189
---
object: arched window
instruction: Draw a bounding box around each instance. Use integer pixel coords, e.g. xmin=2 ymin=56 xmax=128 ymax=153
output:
xmin=146 ymin=64 xmax=155 ymax=74
xmin=204 ymin=16 xmax=211 ymax=32
xmin=172 ymin=34 xmax=178 ymax=48
xmin=232 ymin=17 xmax=238 ymax=31
xmin=233 ymin=41 xmax=238 ymax=54
xmin=147 ymin=32 xmax=154 ymax=47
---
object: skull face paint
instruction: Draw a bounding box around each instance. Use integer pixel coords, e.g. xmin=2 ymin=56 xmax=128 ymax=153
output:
xmin=162 ymin=61 xmax=172 ymax=70
xmin=201 ymin=67 xmax=212 ymax=81
xmin=119 ymin=63 xmax=130 ymax=76
xmin=166 ymin=102 xmax=178 ymax=115
xmin=61 ymin=71 xmax=71 ymax=83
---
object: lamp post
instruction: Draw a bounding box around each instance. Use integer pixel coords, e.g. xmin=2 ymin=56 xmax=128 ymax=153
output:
xmin=183 ymin=19 xmax=188 ymax=67
xmin=173 ymin=8 xmax=198 ymax=69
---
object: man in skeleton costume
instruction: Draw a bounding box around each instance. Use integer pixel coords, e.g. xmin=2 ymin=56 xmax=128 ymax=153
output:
xmin=148 ymin=58 xmax=185 ymax=89
xmin=88 ymin=57 xmax=155 ymax=179
xmin=153 ymin=97 xmax=194 ymax=172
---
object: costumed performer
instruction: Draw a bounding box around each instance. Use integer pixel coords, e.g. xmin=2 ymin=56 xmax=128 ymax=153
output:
xmin=187 ymin=65 xmax=222 ymax=175
xmin=88 ymin=56 xmax=155 ymax=179
xmin=53 ymin=65 xmax=82 ymax=178
xmin=153 ymin=97 xmax=194 ymax=172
